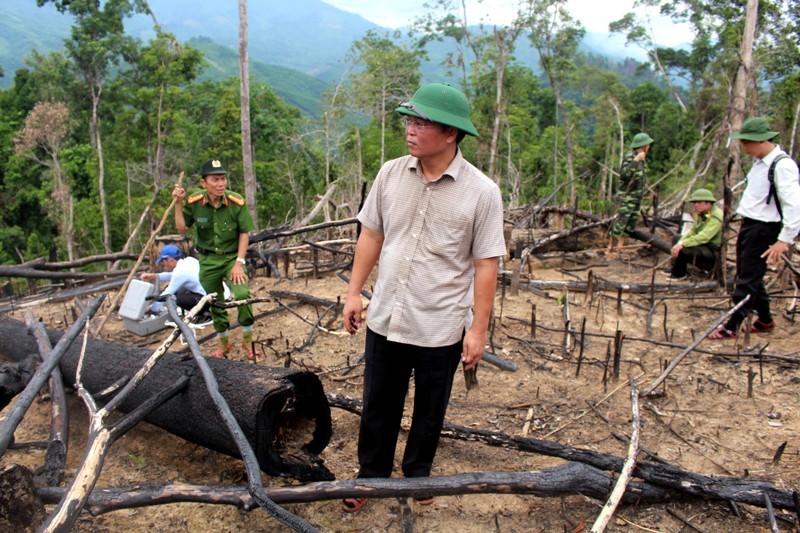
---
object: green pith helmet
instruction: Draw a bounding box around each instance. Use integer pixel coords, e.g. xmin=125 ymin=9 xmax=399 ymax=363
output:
xmin=688 ymin=188 xmax=716 ymax=203
xmin=200 ymin=159 xmax=226 ymax=177
xmin=730 ymin=117 xmax=780 ymax=142
xmin=630 ymin=133 xmax=654 ymax=149
xmin=396 ymin=83 xmax=479 ymax=137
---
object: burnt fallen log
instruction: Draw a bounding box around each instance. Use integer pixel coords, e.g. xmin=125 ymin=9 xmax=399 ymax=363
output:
xmin=0 ymin=278 xmax=126 ymax=314
xmin=36 ymin=463 xmax=684 ymax=516
xmin=0 ymin=265 xmax=133 ymax=281
xmin=328 ymin=393 xmax=798 ymax=510
xmin=536 ymin=206 xmax=673 ymax=254
xmin=0 ymin=316 xmax=333 ymax=482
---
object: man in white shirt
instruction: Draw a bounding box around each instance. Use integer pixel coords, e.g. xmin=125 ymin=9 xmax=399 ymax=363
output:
xmin=710 ymin=117 xmax=800 ymax=339
xmin=142 ymin=244 xmax=207 ymax=314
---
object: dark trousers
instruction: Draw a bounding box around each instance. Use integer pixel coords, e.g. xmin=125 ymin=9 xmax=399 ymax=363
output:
xmin=671 ymin=244 xmax=718 ymax=278
xmin=175 ymin=289 xmax=203 ymax=313
xmin=357 ymin=328 xmax=462 ymax=479
xmin=725 ymin=218 xmax=781 ymax=331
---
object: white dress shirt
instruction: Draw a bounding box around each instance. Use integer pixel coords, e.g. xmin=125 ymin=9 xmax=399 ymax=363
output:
xmin=157 ymin=257 xmax=206 ymax=297
xmin=736 ymin=145 xmax=800 ymax=243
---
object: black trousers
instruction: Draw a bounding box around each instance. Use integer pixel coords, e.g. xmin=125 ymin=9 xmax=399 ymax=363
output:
xmin=671 ymin=244 xmax=718 ymax=278
xmin=357 ymin=328 xmax=462 ymax=479
xmin=175 ymin=289 xmax=204 ymax=313
xmin=725 ymin=218 xmax=782 ymax=331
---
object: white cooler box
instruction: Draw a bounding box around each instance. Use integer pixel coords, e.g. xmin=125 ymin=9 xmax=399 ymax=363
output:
xmin=119 ymin=280 xmax=170 ymax=336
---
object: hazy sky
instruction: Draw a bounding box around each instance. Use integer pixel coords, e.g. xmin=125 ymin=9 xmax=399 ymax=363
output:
xmin=324 ymin=0 xmax=694 ymax=47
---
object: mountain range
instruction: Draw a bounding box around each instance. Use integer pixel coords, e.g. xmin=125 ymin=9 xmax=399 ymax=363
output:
xmin=0 ymin=0 xmax=651 ymax=117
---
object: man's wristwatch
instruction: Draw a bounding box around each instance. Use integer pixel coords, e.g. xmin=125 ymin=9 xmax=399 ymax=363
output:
xmin=236 ymin=257 xmax=246 ymax=265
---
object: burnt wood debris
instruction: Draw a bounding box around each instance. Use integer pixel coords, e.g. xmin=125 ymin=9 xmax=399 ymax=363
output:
xmin=1 ymin=212 xmax=800 ymax=532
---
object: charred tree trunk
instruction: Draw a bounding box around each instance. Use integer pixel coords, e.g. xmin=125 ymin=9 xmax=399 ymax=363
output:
xmin=0 ymin=317 xmax=333 ymax=482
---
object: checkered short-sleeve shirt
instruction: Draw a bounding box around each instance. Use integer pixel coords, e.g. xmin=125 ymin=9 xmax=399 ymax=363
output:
xmin=358 ymin=150 xmax=506 ymax=347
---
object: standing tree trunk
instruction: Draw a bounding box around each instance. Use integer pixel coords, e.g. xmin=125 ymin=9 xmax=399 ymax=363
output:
xmin=239 ymin=0 xmax=258 ymax=227
xmin=88 ymin=75 xmax=111 ymax=255
xmin=721 ymin=0 xmax=759 ymax=287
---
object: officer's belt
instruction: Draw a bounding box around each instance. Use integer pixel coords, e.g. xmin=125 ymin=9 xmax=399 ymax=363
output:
xmin=195 ymin=246 xmax=234 ymax=256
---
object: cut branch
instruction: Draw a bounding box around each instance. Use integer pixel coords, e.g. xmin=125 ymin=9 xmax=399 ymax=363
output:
xmin=591 ymin=377 xmax=641 ymax=532
xmin=0 ymin=294 xmax=105 ymax=458
xmin=166 ymin=298 xmax=317 ymax=533
xmin=640 ymin=295 xmax=750 ymax=396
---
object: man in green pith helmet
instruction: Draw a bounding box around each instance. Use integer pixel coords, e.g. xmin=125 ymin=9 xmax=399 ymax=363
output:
xmin=709 ymin=117 xmax=800 ymax=339
xmin=172 ymin=159 xmax=259 ymax=361
xmin=340 ymin=83 xmax=506 ymax=513
xmin=667 ymin=188 xmax=723 ymax=281
xmin=607 ymin=132 xmax=654 ymax=254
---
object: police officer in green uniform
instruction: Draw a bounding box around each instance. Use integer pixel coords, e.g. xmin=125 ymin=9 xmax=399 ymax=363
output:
xmin=173 ymin=159 xmax=258 ymax=360
xmin=607 ymin=132 xmax=654 ymax=254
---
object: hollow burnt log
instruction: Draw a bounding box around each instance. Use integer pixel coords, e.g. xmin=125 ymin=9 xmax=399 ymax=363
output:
xmin=0 ymin=317 xmax=333 ymax=482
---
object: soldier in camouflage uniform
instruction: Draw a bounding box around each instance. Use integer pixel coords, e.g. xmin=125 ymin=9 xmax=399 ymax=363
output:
xmin=607 ymin=133 xmax=653 ymax=254
xmin=172 ymin=159 xmax=258 ymax=361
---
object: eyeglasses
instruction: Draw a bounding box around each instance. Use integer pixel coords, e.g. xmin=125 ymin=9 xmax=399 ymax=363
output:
xmin=402 ymin=116 xmax=439 ymax=131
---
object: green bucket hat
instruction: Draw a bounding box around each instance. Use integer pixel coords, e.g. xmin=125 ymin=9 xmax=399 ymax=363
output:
xmin=630 ymin=133 xmax=654 ymax=149
xmin=730 ymin=117 xmax=779 ymax=142
xmin=200 ymin=159 xmax=227 ymax=177
xmin=688 ymin=188 xmax=716 ymax=203
xmin=396 ymin=83 xmax=479 ymax=137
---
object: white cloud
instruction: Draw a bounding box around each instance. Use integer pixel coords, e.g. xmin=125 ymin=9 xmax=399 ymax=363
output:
xmin=325 ymin=0 xmax=693 ymax=47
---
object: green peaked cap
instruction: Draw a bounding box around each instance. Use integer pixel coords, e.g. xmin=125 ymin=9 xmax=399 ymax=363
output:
xmin=396 ymin=83 xmax=479 ymax=137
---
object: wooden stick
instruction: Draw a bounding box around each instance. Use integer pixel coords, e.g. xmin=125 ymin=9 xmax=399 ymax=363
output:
xmin=24 ymin=313 xmax=70 ymax=486
xmin=576 ymin=317 xmax=586 ymax=378
xmin=166 ymin=298 xmax=316 ymax=532
xmin=521 ymin=407 xmax=535 ymax=437
xmin=764 ymin=491 xmax=779 ymax=533
xmin=640 ymin=295 xmax=750 ymax=396
xmin=0 ymin=295 xmax=105 ymax=457
xmin=591 ymin=377 xmax=641 ymax=532
xmin=543 ymin=373 xmax=644 ymax=439
xmin=93 ymin=172 xmax=184 ymax=337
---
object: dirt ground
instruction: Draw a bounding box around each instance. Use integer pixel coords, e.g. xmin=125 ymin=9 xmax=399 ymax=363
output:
xmin=3 ymin=232 xmax=800 ymax=532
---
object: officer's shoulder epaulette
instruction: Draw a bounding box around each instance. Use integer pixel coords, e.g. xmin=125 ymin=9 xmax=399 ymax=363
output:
xmin=226 ymin=192 xmax=245 ymax=206
xmin=187 ymin=192 xmax=205 ymax=204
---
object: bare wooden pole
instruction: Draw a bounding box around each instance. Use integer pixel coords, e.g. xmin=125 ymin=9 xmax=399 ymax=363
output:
xmin=167 ymin=298 xmax=316 ymax=532
xmin=0 ymin=294 xmax=105 ymax=458
xmin=24 ymin=313 xmax=69 ymax=486
xmin=591 ymin=377 xmax=641 ymax=532
xmin=93 ymin=172 xmax=184 ymax=337
xmin=640 ymin=295 xmax=750 ymax=396
xmin=42 ymin=294 xmax=211 ymax=532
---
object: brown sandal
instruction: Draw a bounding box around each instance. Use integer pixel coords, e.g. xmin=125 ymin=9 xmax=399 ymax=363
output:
xmin=414 ymin=496 xmax=435 ymax=506
xmin=341 ymin=497 xmax=367 ymax=513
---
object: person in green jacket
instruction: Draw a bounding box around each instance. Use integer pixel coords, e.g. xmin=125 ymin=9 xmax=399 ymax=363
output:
xmin=607 ymin=132 xmax=654 ymax=254
xmin=172 ymin=159 xmax=258 ymax=361
xmin=667 ymin=188 xmax=723 ymax=281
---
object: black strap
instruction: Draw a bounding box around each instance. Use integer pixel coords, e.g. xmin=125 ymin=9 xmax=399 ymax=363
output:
xmin=766 ymin=154 xmax=789 ymax=219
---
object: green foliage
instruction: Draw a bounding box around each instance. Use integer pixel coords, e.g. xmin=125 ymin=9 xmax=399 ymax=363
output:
xmin=0 ymin=0 xmax=796 ymax=265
